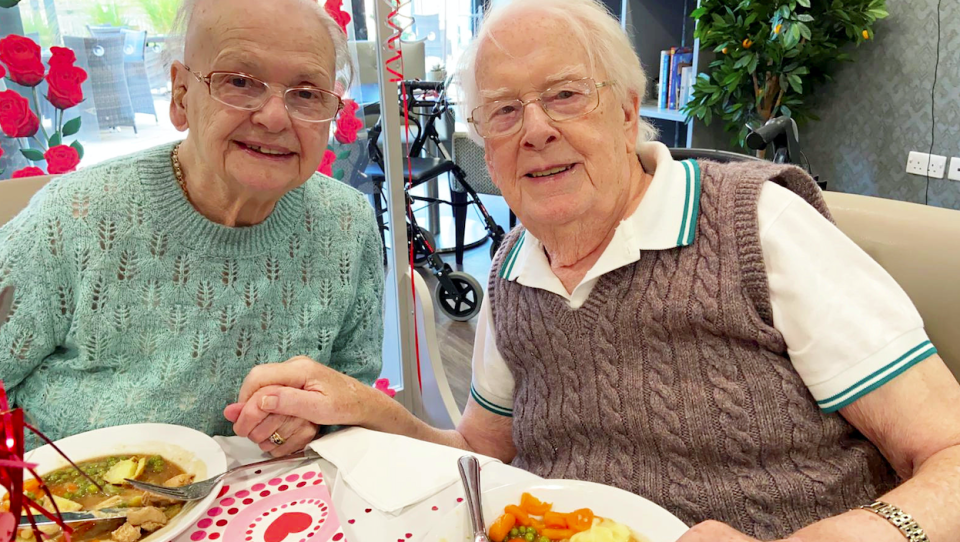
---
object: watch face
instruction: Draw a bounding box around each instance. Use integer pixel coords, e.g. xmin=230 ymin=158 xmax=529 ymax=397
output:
xmin=0 ymin=286 xmax=12 ymax=331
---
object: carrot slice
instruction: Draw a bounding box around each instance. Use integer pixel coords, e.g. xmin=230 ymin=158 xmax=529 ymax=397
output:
xmin=542 ymin=528 xmax=576 ymax=539
xmin=504 ymin=505 xmax=531 ymax=526
xmin=23 ymin=479 xmax=40 ymax=493
xmin=520 ymin=492 xmax=552 ymax=515
xmin=488 ymin=513 xmax=517 ymax=542
xmin=543 ymin=511 xmax=568 ymax=528
xmin=566 ymin=508 xmax=595 ymax=532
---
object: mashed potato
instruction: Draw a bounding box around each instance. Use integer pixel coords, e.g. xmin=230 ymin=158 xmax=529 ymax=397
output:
xmin=569 ymin=519 xmax=648 ymax=542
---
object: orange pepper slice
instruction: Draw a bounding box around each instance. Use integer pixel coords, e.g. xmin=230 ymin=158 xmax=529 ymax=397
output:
xmin=543 ymin=511 xmax=568 ymax=528
xmin=566 ymin=508 xmax=595 ymax=532
xmin=542 ymin=528 xmax=577 ymax=540
xmin=488 ymin=513 xmax=516 ymax=542
xmin=504 ymin=504 xmax=531 ymax=527
xmin=520 ymin=492 xmax=552 ymax=515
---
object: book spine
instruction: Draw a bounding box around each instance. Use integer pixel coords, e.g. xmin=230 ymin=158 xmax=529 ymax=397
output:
xmin=658 ymin=50 xmax=670 ymax=109
xmin=667 ymin=47 xmax=678 ymax=110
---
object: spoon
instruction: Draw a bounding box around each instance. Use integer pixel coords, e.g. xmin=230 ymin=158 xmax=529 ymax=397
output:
xmin=458 ymin=455 xmax=491 ymax=542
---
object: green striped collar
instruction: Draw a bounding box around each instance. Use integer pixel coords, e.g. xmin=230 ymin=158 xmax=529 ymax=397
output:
xmin=499 ymin=143 xmax=702 ymax=283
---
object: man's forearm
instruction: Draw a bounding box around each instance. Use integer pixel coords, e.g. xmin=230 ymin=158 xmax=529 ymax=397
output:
xmin=358 ymin=388 xmax=473 ymax=451
xmin=793 ymin=445 xmax=960 ymax=542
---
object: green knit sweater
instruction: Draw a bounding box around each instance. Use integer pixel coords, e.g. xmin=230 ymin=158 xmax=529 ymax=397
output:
xmin=0 ymin=142 xmax=384 ymax=442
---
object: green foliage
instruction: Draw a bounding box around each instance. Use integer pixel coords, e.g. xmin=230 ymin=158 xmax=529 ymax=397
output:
xmin=87 ymin=1 xmax=129 ymax=28
xmin=683 ymin=0 xmax=889 ymax=148
xmin=134 ymin=0 xmax=179 ymax=34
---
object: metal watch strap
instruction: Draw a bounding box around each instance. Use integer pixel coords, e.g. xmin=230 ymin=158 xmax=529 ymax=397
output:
xmin=859 ymin=501 xmax=930 ymax=542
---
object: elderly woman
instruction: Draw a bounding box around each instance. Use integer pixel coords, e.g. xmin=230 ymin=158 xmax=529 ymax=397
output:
xmin=228 ymin=0 xmax=960 ymax=540
xmin=0 ymin=0 xmax=383 ymax=456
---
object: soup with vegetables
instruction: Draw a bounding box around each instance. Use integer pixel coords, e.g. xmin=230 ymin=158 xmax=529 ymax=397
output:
xmin=7 ymin=454 xmax=194 ymax=542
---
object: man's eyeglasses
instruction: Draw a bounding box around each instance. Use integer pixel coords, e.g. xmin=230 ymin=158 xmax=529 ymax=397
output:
xmin=186 ymin=67 xmax=344 ymax=123
xmin=468 ymin=78 xmax=614 ymax=139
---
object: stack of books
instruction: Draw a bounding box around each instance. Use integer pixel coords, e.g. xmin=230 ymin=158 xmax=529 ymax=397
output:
xmin=657 ymin=47 xmax=694 ymax=111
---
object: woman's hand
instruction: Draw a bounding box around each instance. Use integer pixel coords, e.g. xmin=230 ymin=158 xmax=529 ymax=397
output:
xmin=224 ymin=387 xmax=319 ymax=457
xmin=676 ymin=521 xmax=802 ymax=542
xmin=225 ymin=356 xmax=377 ymax=440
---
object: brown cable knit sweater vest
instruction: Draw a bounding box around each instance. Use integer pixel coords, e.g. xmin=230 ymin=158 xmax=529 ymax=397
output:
xmin=488 ymin=160 xmax=898 ymax=539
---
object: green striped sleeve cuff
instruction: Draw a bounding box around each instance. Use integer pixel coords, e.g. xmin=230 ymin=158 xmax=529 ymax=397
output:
xmin=470 ymin=385 xmax=513 ymax=417
xmin=817 ymin=340 xmax=937 ymax=413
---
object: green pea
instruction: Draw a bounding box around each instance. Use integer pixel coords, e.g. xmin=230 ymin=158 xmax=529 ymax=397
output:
xmin=87 ymin=485 xmax=98 ymax=494
xmin=509 ymin=528 xmax=520 ymax=539
xmin=524 ymin=533 xmax=535 ymax=542
xmin=518 ymin=527 xmax=527 ymax=535
xmin=539 ymin=537 xmax=550 ymax=542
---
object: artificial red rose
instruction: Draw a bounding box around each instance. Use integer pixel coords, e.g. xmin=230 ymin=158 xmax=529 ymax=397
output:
xmin=44 ymin=145 xmax=80 ymax=174
xmin=11 ymin=166 xmax=45 ymax=178
xmin=0 ymin=35 xmax=45 ymax=87
xmin=47 ymin=47 xmax=77 ymax=69
xmin=324 ymin=0 xmax=351 ymax=34
xmin=46 ymin=65 xmax=87 ymax=110
xmin=334 ymin=99 xmax=362 ymax=144
xmin=0 ymin=90 xmax=40 ymax=138
xmin=0 ymin=62 xmax=5 ymax=79
xmin=318 ymin=148 xmax=336 ymax=176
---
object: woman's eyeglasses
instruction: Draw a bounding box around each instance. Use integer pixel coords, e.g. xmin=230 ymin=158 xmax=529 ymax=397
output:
xmin=186 ymin=67 xmax=343 ymax=123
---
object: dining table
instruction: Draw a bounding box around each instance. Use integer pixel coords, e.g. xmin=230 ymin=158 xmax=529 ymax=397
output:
xmin=168 ymin=429 xmax=540 ymax=542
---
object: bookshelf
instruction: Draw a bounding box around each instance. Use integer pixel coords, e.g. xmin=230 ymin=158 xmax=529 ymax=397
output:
xmin=626 ymin=0 xmax=701 ymax=148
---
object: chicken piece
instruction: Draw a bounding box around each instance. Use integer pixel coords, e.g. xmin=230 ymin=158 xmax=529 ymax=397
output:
xmin=91 ymin=495 xmax=126 ymax=510
xmin=141 ymin=491 xmax=179 ymax=507
xmin=163 ymin=474 xmax=194 ymax=488
xmin=126 ymin=506 xmax=168 ymax=531
xmin=111 ymin=522 xmax=142 ymax=542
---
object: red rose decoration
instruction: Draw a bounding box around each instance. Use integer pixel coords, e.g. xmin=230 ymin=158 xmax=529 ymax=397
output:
xmin=0 ymin=90 xmax=40 ymax=138
xmin=334 ymin=99 xmax=362 ymax=144
xmin=0 ymin=62 xmax=5 ymax=79
xmin=46 ymin=65 xmax=87 ymax=110
xmin=11 ymin=166 xmax=45 ymax=178
xmin=0 ymin=35 xmax=45 ymax=87
xmin=44 ymin=145 xmax=80 ymax=175
xmin=318 ymin=148 xmax=336 ymax=176
xmin=324 ymin=0 xmax=352 ymax=35
xmin=47 ymin=47 xmax=77 ymax=68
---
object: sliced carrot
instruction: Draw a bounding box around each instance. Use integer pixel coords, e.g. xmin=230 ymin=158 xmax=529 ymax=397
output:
xmin=504 ymin=504 xmax=530 ymax=526
xmin=65 ymin=482 xmax=78 ymax=492
xmin=488 ymin=513 xmax=517 ymax=542
xmin=507 ymin=539 xmax=526 ymax=542
xmin=520 ymin=492 xmax=552 ymax=515
xmin=23 ymin=479 xmax=40 ymax=493
xmin=543 ymin=510 xmax=567 ymax=528
xmin=566 ymin=508 xmax=595 ymax=532
xmin=529 ymin=519 xmax=546 ymax=531
xmin=542 ymin=528 xmax=576 ymax=539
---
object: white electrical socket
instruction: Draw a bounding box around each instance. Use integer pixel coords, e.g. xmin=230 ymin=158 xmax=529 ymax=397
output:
xmin=949 ymin=157 xmax=960 ymax=182
xmin=906 ymin=151 xmax=947 ymax=178
xmin=928 ymin=154 xmax=947 ymax=179
xmin=907 ymin=151 xmax=930 ymax=176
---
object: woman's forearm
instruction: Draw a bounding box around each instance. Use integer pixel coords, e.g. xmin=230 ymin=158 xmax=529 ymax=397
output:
xmin=793 ymin=444 xmax=960 ymax=542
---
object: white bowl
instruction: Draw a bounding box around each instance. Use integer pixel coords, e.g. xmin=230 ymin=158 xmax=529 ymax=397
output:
xmin=11 ymin=423 xmax=227 ymax=542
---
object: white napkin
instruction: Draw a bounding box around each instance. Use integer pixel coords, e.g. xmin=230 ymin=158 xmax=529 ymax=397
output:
xmin=310 ymin=427 xmax=499 ymax=515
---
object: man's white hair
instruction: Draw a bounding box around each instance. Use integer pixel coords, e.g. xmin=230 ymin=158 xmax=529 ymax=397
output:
xmin=173 ymin=0 xmax=354 ymax=88
xmin=458 ymin=0 xmax=657 ymax=149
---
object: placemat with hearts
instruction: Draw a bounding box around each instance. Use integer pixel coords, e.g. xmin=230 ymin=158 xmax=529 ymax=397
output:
xmin=182 ymin=463 xmax=345 ymax=542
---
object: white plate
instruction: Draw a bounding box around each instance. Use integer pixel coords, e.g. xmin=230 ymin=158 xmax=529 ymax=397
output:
xmin=421 ymin=479 xmax=688 ymax=542
xmin=10 ymin=423 xmax=227 ymax=542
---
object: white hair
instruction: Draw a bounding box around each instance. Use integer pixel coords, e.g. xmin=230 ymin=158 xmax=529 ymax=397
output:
xmin=457 ymin=0 xmax=657 ymax=149
xmin=173 ymin=0 xmax=354 ymax=89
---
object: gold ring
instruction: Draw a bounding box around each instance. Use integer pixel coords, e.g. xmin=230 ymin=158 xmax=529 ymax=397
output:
xmin=269 ymin=432 xmax=286 ymax=446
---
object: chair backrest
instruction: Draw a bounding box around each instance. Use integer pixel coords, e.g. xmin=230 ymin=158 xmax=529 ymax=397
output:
xmin=351 ymin=39 xmax=426 ymax=87
xmin=670 ymin=148 xmax=960 ymax=379
xmin=64 ymin=34 xmax=136 ymax=130
xmin=0 ymin=175 xmax=56 ymax=228
xmin=821 ymin=192 xmax=960 ymax=380
xmin=121 ymin=29 xmax=148 ymax=62
xmin=409 ymin=269 xmax=463 ymax=426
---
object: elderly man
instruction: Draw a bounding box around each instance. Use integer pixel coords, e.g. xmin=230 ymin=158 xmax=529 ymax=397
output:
xmin=228 ymin=0 xmax=960 ymax=540
xmin=0 ymin=0 xmax=383 ymax=454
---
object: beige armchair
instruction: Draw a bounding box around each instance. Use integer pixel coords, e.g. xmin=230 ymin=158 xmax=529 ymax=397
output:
xmin=0 ymin=175 xmax=56 ymax=228
xmin=823 ymin=192 xmax=960 ymax=380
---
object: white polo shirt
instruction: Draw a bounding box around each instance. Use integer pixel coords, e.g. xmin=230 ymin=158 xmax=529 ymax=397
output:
xmin=471 ymin=141 xmax=936 ymax=417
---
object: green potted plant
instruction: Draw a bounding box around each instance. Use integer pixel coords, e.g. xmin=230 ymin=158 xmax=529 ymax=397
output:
xmin=684 ymin=0 xmax=888 ymax=149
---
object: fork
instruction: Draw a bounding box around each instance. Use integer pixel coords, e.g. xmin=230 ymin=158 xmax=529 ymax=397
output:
xmin=126 ymin=447 xmax=320 ymax=501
